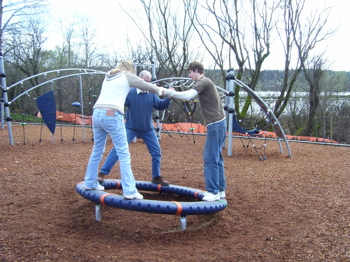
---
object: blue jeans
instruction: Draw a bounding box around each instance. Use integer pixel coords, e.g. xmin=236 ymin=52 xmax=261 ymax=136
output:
xmin=203 ymin=119 xmax=226 ymax=194
xmin=84 ymin=108 xmax=138 ymax=195
xmin=100 ymin=129 xmax=162 ymax=179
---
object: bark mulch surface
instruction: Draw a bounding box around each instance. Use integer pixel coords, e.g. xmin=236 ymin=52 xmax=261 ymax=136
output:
xmin=1 ymin=124 xmax=349 ymax=261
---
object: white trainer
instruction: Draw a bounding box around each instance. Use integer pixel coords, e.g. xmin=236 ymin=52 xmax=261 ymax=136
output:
xmin=219 ymin=191 xmax=226 ymax=198
xmin=202 ymin=192 xmax=220 ymax=201
xmin=123 ymin=192 xmax=144 ymax=200
xmin=83 ymin=184 xmax=105 ymax=191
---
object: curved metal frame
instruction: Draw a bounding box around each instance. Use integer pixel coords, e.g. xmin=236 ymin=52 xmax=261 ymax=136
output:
xmin=2 ymin=69 xmax=291 ymax=157
xmin=231 ymin=77 xmax=292 ymax=157
xmin=2 ymin=68 xmax=105 ymax=145
xmin=152 ymin=76 xmax=292 ymax=157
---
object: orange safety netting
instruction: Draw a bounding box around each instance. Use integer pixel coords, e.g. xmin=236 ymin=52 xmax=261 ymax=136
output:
xmin=36 ymin=111 xmax=337 ymax=143
xmin=36 ymin=111 xmax=92 ymax=126
xmin=159 ymin=122 xmax=207 ymax=134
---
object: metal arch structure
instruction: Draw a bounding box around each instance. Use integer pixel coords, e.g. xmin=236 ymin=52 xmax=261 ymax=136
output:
xmin=1 ymin=68 xmax=106 ymax=145
xmin=225 ymin=70 xmax=292 ymax=157
xmin=151 ymin=77 xmax=195 ymax=139
xmin=152 ymin=75 xmax=292 ymax=157
xmin=1 ymin=66 xmax=291 ymax=157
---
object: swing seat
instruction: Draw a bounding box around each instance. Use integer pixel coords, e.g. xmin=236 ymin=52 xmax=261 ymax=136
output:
xmin=231 ymin=114 xmax=266 ymax=160
xmin=232 ymin=114 xmax=260 ymax=135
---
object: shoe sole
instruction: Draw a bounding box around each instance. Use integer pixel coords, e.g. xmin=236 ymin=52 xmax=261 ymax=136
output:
xmin=202 ymin=198 xmax=220 ymax=201
xmin=151 ymin=181 xmax=169 ymax=186
xmin=83 ymin=186 xmax=104 ymax=191
xmin=124 ymin=196 xmax=143 ymax=200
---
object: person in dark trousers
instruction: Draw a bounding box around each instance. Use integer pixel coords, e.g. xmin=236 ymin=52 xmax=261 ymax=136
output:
xmin=98 ymin=70 xmax=172 ymax=186
xmin=163 ymin=61 xmax=226 ymax=201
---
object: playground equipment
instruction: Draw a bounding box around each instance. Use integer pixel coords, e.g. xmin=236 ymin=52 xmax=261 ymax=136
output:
xmin=223 ymin=69 xmax=292 ymax=158
xmin=36 ymin=90 xmax=56 ymax=138
xmin=1 ymin=68 xmax=105 ymax=145
xmin=153 ymin=73 xmax=292 ymax=158
xmin=152 ymin=77 xmax=197 ymax=141
xmin=76 ymin=179 xmax=228 ymax=230
xmin=1 ymin=59 xmax=291 ymax=159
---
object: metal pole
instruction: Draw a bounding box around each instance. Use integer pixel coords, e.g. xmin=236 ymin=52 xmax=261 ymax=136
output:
xmin=79 ymin=75 xmax=86 ymax=142
xmin=330 ymin=116 xmax=333 ymax=140
xmin=180 ymin=215 xmax=187 ymax=230
xmin=151 ymin=62 xmax=162 ymax=140
xmin=95 ymin=204 xmax=101 ymax=221
xmin=0 ymin=52 xmax=14 ymax=145
xmin=226 ymin=69 xmax=235 ymax=156
xmin=323 ymin=115 xmax=326 ymax=141
xmin=0 ymin=65 xmax=3 ymax=130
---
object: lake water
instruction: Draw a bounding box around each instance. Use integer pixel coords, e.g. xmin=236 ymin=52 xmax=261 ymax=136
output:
xmin=237 ymin=91 xmax=350 ymax=115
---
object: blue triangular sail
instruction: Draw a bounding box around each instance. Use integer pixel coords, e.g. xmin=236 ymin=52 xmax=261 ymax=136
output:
xmin=36 ymin=90 xmax=56 ymax=135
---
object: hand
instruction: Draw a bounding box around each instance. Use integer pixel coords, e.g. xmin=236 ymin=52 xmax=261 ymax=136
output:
xmin=158 ymin=87 xmax=166 ymax=96
xmin=165 ymin=87 xmax=175 ymax=99
xmin=161 ymin=87 xmax=167 ymax=96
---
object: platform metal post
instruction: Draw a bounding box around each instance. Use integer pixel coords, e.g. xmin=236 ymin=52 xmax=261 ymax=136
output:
xmin=95 ymin=204 xmax=101 ymax=221
xmin=180 ymin=215 xmax=187 ymax=230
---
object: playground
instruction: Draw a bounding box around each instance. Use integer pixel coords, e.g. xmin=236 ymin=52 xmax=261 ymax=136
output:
xmin=1 ymin=124 xmax=349 ymax=261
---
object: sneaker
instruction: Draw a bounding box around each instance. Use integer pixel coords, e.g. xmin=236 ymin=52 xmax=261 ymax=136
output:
xmin=202 ymin=192 xmax=220 ymax=201
xmin=151 ymin=175 xmax=169 ymax=186
xmin=219 ymin=191 xmax=226 ymax=198
xmin=83 ymin=184 xmax=105 ymax=191
xmin=98 ymin=172 xmax=106 ymax=183
xmin=123 ymin=192 xmax=144 ymax=200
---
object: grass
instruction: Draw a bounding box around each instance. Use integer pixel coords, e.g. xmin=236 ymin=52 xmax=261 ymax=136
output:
xmin=9 ymin=113 xmax=44 ymax=123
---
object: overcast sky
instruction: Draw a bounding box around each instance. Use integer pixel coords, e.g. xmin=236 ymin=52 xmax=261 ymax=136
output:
xmin=47 ymin=0 xmax=350 ymax=71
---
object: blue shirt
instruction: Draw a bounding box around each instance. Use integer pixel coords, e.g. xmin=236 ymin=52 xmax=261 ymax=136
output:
xmin=125 ymin=88 xmax=171 ymax=132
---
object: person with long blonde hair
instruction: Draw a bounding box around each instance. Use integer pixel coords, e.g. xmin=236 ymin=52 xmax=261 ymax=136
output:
xmin=98 ymin=70 xmax=172 ymax=186
xmin=83 ymin=61 xmax=165 ymax=200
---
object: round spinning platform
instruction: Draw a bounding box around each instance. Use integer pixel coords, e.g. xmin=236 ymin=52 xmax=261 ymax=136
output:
xmin=76 ymin=179 xmax=228 ymax=216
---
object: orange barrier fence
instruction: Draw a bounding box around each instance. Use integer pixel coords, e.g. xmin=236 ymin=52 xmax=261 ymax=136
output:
xmin=230 ymin=130 xmax=337 ymax=143
xmin=159 ymin=122 xmax=207 ymax=134
xmin=37 ymin=111 xmax=92 ymax=125
xmin=36 ymin=111 xmax=337 ymax=143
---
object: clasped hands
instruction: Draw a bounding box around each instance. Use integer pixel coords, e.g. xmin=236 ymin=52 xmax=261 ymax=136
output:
xmin=159 ymin=87 xmax=175 ymax=98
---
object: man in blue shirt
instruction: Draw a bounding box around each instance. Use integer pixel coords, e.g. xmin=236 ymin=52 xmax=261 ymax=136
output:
xmin=98 ymin=70 xmax=172 ymax=186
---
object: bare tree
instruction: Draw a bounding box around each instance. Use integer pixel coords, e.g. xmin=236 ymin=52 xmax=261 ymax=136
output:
xmin=3 ymin=14 xmax=49 ymax=112
xmin=59 ymin=20 xmax=77 ymax=68
xmin=78 ymin=17 xmax=97 ymax=68
xmin=273 ymin=0 xmax=336 ymax=118
xmin=117 ymin=0 xmax=200 ymax=78
xmin=187 ymin=0 xmax=281 ymax=118
xmin=301 ymin=56 xmax=325 ymax=136
xmin=4 ymin=15 xmax=47 ymax=81
xmin=0 ymin=0 xmax=47 ymax=51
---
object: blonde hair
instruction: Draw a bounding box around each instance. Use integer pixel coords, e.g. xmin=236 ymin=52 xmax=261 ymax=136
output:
xmin=110 ymin=61 xmax=135 ymax=74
